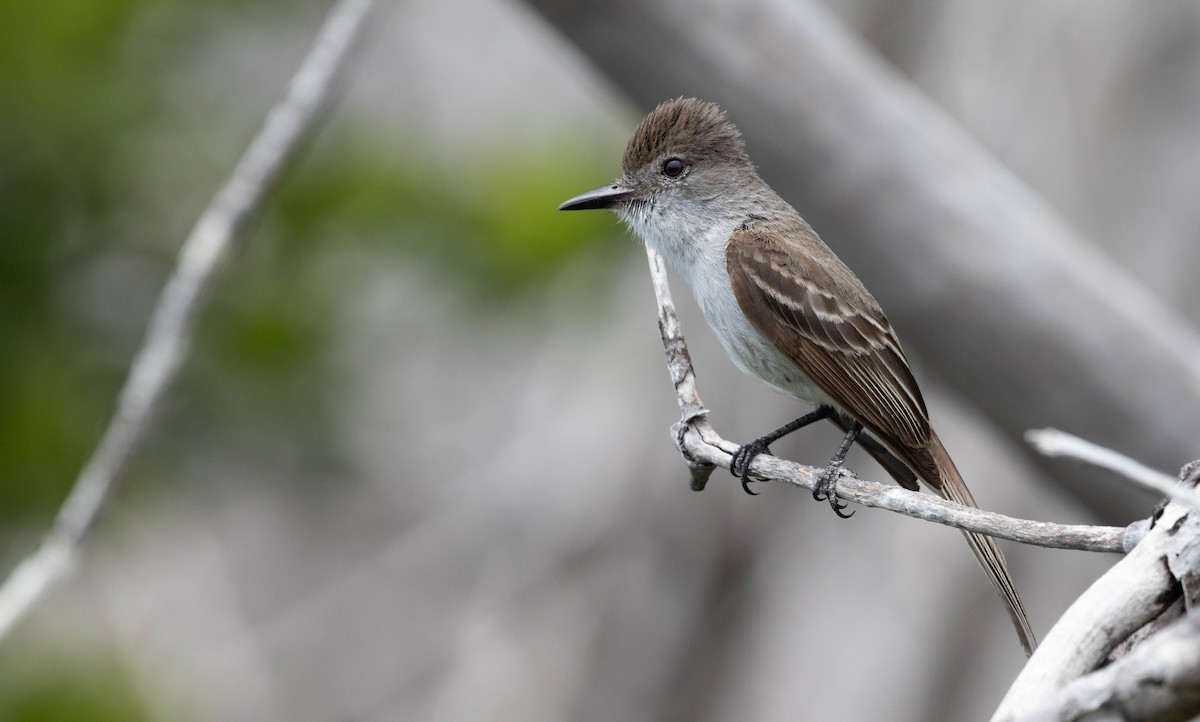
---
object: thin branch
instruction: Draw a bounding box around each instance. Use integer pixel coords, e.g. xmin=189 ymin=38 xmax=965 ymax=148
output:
xmin=645 ymin=247 xmax=1132 ymax=554
xmin=647 ymin=248 xmax=718 ymax=492
xmin=1027 ymin=428 xmax=1200 ymax=511
xmin=0 ymin=0 xmax=378 ymax=643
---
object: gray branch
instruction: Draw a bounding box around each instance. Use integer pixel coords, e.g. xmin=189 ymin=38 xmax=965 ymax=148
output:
xmin=1002 ymin=612 xmax=1200 ymax=721
xmin=0 ymin=0 xmax=378 ymax=644
xmin=1028 ymin=428 xmax=1200 ymax=512
xmin=994 ymin=496 xmax=1200 ymax=721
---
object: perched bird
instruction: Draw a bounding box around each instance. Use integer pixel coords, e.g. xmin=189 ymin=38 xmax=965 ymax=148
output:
xmin=559 ymin=97 xmax=1036 ymax=655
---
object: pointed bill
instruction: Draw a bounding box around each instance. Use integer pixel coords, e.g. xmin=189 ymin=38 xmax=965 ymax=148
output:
xmin=558 ymin=184 xmax=633 ymax=211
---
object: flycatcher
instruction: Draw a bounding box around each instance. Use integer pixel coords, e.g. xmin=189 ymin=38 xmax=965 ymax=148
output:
xmin=559 ymin=97 xmax=1036 ymax=655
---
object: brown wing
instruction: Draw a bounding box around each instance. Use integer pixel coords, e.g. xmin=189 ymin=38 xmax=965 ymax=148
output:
xmin=726 ymin=224 xmax=931 ymax=453
xmin=728 ymin=225 xmax=1037 ymax=654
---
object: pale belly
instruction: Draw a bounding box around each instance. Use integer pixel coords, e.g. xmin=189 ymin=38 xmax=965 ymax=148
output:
xmin=692 ymin=266 xmax=837 ymax=408
xmin=628 ymin=203 xmax=837 ymax=410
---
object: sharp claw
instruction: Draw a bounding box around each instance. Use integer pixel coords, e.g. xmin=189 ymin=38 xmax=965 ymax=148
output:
xmin=830 ymin=496 xmax=854 ymax=518
xmin=814 ymin=468 xmax=854 ymax=518
xmin=731 ymin=443 xmax=768 ymax=495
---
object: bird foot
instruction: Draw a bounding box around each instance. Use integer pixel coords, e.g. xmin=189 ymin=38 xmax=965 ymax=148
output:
xmin=813 ymin=464 xmax=854 ymax=518
xmin=730 ymin=438 xmax=772 ymax=495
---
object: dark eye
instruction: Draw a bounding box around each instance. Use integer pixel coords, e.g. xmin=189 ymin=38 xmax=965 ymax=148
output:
xmin=661 ymin=158 xmax=686 ymax=177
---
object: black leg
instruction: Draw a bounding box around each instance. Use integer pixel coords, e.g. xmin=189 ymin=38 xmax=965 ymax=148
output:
xmin=841 ymin=425 xmax=920 ymax=491
xmin=813 ymin=420 xmax=862 ymax=518
xmin=730 ymin=406 xmax=833 ymax=495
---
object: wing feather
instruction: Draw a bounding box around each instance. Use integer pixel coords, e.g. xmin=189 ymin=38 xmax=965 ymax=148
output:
xmin=727 ymin=225 xmax=930 ymax=450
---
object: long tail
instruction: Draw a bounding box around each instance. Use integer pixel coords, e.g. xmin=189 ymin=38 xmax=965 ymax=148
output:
xmin=830 ymin=417 xmax=1037 ymax=655
xmin=925 ymin=431 xmax=1037 ymax=656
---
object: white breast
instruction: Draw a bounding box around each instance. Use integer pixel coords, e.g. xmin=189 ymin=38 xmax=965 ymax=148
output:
xmin=625 ymin=204 xmax=833 ymax=407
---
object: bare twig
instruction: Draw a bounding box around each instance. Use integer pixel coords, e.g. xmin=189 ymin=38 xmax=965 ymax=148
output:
xmin=0 ymin=0 xmax=378 ymax=643
xmin=647 ymin=249 xmax=717 ymax=492
xmin=645 ymin=247 xmax=1132 ymax=554
xmin=1028 ymin=428 xmax=1200 ymax=511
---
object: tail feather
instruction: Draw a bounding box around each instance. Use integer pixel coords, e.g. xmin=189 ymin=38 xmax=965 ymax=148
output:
xmin=926 ymin=432 xmax=1037 ymax=656
xmin=830 ymin=414 xmax=1036 ymax=655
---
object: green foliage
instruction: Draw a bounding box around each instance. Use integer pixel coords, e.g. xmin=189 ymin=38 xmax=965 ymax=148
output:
xmin=182 ymin=243 xmax=342 ymax=468
xmin=0 ymin=0 xmax=627 ymax=712
xmin=273 ymin=132 xmax=626 ymax=308
xmin=0 ymin=0 xmax=626 ymax=517
xmin=173 ymin=134 xmax=625 ymax=470
xmin=0 ymin=645 xmax=155 ymax=722
xmin=0 ymin=0 xmax=172 ymax=514
xmin=0 ymin=0 xmax=317 ymax=515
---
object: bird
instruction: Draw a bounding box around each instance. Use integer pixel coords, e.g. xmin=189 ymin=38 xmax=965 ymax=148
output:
xmin=559 ymin=97 xmax=1036 ymax=655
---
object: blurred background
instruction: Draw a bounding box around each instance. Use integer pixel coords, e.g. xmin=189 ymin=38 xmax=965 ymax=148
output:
xmin=2 ymin=0 xmax=1199 ymax=719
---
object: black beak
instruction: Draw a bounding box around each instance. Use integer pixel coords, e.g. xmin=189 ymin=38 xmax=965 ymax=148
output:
xmin=558 ymin=184 xmax=632 ymax=211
